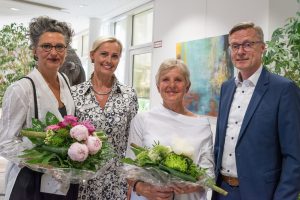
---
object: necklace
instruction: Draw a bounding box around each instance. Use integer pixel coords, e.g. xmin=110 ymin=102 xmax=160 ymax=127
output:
xmin=91 ymin=86 xmax=112 ymax=96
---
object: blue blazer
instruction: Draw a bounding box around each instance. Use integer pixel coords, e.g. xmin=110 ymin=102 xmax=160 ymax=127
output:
xmin=213 ymin=67 xmax=300 ymax=200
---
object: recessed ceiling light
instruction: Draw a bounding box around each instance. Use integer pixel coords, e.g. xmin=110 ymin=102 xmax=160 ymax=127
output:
xmin=10 ymin=7 xmax=20 ymax=11
xmin=79 ymin=4 xmax=87 ymax=8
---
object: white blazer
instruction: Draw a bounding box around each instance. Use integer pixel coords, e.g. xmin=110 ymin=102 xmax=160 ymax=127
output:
xmin=0 ymin=68 xmax=75 ymax=199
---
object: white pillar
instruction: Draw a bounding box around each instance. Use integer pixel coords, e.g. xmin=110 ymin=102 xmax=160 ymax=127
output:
xmin=87 ymin=17 xmax=102 ymax=78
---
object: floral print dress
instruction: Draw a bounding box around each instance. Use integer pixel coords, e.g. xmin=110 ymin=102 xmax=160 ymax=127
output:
xmin=71 ymin=78 xmax=138 ymax=200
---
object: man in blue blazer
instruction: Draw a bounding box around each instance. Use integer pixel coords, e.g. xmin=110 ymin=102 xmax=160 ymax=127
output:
xmin=212 ymin=22 xmax=300 ymax=200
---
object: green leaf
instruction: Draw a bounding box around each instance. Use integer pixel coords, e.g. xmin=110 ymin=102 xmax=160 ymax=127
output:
xmin=19 ymin=149 xmax=41 ymax=158
xmin=159 ymin=164 xmax=197 ymax=182
xmin=41 ymin=153 xmax=57 ymax=164
xmin=56 ymin=128 xmax=70 ymax=137
xmin=31 ymin=118 xmax=46 ymax=131
xmin=45 ymin=112 xmax=60 ymax=125
xmin=26 ymin=137 xmax=44 ymax=145
xmin=122 ymin=158 xmax=136 ymax=165
xmin=131 ymin=147 xmax=145 ymax=156
xmin=0 ymin=23 xmax=34 ymax=107
xmin=39 ymin=145 xmax=68 ymax=157
xmin=263 ymin=1 xmax=300 ymax=88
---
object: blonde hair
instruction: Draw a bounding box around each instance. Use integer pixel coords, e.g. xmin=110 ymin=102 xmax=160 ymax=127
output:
xmin=155 ymin=58 xmax=191 ymax=88
xmin=90 ymin=36 xmax=123 ymax=53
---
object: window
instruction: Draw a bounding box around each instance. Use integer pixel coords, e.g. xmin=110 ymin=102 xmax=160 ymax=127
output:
xmin=132 ymin=9 xmax=153 ymax=46
xmin=113 ymin=19 xmax=127 ymax=84
xmin=130 ymin=9 xmax=153 ymax=111
xmin=100 ymin=4 xmax=153 ymax=112
xmin=132 ymin=52 xmax=151 ymax=111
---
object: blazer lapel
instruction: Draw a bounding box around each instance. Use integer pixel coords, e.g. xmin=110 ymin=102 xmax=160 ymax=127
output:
xmin=237 ymin=68 xmax=270 ymax=143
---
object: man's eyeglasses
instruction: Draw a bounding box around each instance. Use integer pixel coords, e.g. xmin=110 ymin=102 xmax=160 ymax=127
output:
xmin=38 ymin=44 xmax=67 ymax=52
xmin=229 ymin=41 xmax=263 ymax=52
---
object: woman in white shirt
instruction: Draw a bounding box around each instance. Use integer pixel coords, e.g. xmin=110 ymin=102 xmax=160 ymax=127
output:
xmin=0 ymin=16 xmax=77 ymax=200
xmin=126 ymin=58 xmax=215 ymax=200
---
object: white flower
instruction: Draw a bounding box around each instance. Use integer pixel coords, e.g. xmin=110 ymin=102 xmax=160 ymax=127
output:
xmin=171 ymin=137 xmax=195 ymax=159
xmin=86 ymin=136 xmax=102 ymax=155
xmin=68 ymin=142 xmax=89 ymax=162
xmin=70 ymin=125 xmax=89 ymax=141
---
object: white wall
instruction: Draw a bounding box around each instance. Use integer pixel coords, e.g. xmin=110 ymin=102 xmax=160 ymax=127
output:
xmin=0 ymin=15 xmax=89 ymax=34
xmin=150 ymin=0 xmax=297 ymax=108
xmin=268 ymin=0 xmax=300 ymax=38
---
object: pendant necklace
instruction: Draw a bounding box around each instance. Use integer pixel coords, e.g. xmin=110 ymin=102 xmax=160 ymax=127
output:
xmin=91 ymin=86 xmax=112 ymax=100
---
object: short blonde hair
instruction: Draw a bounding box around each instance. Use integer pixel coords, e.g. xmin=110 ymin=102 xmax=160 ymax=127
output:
xmin=155 ymin=58 xmax=191 ymax=88
xmin=90 ymin=36 xmax=123 ymax=54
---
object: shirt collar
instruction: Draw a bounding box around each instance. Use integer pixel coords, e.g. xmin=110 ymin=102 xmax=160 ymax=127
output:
xmin=83 ymin=76 xmax=122 ymax=95
xmin=235 ymin=65 xmax=263 ymax=87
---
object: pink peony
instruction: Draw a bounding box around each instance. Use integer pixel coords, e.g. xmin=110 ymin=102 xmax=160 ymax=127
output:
xmin=45 ymin=124 xmax=61 ymax=131
xmin=79 ymin=121 xmax=96 ymax=134
xmin=85 ymin=136 xmax=102 ymax=155
xmin=68 ymin=142 xmax=89 ymax=162
xmin=70 ymin=125 xmax=89 ymax=141
xmin=59 ymin=115 xmax=79 ymax=127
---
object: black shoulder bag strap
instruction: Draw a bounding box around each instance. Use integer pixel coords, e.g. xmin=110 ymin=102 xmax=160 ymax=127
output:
xmin=20 ymin=73 xmax=70 ymax=120
xmin=10 ymin=77 xmax=42 ymax=200
xmin=21 ymin=77 xmax=38 ymax=119
xmin=59 ymin=72 xmax=71 ymax=93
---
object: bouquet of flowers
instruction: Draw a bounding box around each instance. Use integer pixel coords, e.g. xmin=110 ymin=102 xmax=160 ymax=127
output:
xmin=122 ymin=142 xmax=227 ymax=196
xmin=0 ymin=112 xmax=115 ymax=183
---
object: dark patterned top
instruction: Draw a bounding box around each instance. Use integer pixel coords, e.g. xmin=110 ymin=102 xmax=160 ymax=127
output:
xmin=71 ymin=78 xmax=138 ymax=200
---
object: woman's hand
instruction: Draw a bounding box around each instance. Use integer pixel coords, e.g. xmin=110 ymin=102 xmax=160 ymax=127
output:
xmin=135 ymin=181 xmax=174 ymax=200
xmin=171 ymin=183 xmax=205 ymax=195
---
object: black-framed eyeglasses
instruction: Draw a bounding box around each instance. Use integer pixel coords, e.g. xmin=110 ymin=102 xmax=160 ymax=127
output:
xmin=38 ymin=44 xmax=67 ymax=52
xmin=229 ymin=41 xmax=263 ymax=52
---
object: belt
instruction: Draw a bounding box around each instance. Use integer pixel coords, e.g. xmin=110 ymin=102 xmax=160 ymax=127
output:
xmin=221 ymin=175 xmax=239 ymax=186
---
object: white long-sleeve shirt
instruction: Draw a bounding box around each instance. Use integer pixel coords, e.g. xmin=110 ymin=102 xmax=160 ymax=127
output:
xmin=0 ymin=68 xmax=75 ymax=199
xmin=126 ymin=104 xmax=214 ymax=200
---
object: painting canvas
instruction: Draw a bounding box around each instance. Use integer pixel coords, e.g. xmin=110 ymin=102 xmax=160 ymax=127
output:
xmin=176 ymin=34 xmax=234 ymax=116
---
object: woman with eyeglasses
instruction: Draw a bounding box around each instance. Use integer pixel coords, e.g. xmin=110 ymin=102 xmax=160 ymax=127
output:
xmin=0 ymin=16 xmax=78 ymax=200
xmin=71 ymin=36 xmax=138 ymax=200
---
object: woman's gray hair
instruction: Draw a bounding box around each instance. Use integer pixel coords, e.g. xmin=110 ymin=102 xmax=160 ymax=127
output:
xmin=29 ymin=16 xmax=74 ymax=49
xmin=155 ymin=58 xmax=191 ymax=88
xmin=229 ymin=22 xmax=264 ymax=42
xmin=90 ymin=36 xmax=123 ymax=54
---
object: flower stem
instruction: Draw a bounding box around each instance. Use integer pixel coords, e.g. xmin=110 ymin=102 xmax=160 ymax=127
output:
xmin=130 ymin=143 xmax=146 ymax=151
xmin=204 ymin=179 xmax=228 ymax=196
xmin=39 ymin=145 xmax=68 ymax=157
xmin=21 ymin=130 xmax=46 ymax=138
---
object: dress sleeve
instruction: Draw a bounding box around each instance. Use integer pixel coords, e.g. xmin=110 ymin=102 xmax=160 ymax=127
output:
xmin=0 ymin=83 xmax=29 ymax=146
xmin=197 ymin=121 xmax=215 ymax=179
xmin=129 ymin=88 xmax=139 ymax=121
xmin=125 ymin=114 xmax=144 ymax=159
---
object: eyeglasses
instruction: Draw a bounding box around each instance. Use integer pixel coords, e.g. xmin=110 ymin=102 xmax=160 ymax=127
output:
xmin=38 ymin=44 xmax=67 ymax=52
xmin=229 ymin=41 xmax=263 ymax=52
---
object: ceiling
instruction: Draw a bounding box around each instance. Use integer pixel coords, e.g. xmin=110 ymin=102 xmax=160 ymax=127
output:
xmin=0 ymin=0 xmax=151 ymax=32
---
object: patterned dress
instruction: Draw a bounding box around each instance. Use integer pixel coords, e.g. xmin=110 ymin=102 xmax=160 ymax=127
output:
xmin=71 ymin=78 xmax=138 ymax=200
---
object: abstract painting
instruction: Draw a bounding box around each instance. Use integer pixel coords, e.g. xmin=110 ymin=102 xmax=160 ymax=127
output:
xmin=176 ymin=34 xmax=234 ymax=116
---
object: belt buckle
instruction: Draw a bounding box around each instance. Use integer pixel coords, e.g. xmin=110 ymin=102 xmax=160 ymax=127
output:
xmin=228 ymin=177 xmax=236 ymax=186
xmin=222 ymin=175 xmax=239 ymax=187
xmin=228 ymin=176 xmax=238 ymax=187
